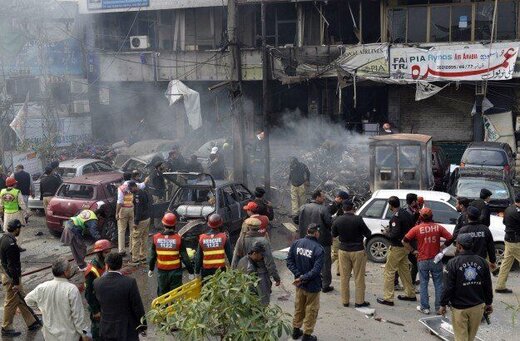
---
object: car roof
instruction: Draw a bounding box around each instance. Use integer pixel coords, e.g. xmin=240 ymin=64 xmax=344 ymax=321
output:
xmin=466 ymin=141 xmax=507 ymax=150
xmin=371 ymin=134 xmax=432 ymax=143
xmin=371 ymin=189 xmax=452 ymax=202
xmin=457 ymin=168 xmax=506 ymax=179
xmin=59 ymin=158 xmax=105 ymax=168
xmin=129 ymin=152 xmax=168 ymax=164
xmin=63 ymin=172 xmax=123 ymax=185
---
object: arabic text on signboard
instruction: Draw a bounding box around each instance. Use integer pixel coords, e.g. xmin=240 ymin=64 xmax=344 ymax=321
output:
xmin=87 ymin=0 xmax=149 ymax=10
xmin=390 ymin=47 xmax=518 ymax=81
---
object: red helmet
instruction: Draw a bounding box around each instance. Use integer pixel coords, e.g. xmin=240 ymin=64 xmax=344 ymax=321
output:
xmin=207 ymin=213 xmax=223 ymax=229
xmin=93 ymin=239 xmax=111 ymax=253
xmin=6 ymin=177 xmax=17 ymax=187
xmin=419 ymin=207 xmax=433 ymax=219
xmin=162 ymin=213 xmax=177 ymax=227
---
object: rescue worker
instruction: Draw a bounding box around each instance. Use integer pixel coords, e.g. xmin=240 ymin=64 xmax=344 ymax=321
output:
xmin=457 ymin=206 xmax=497 ymax=272
xmin=0 ymin=177 xmax=27 ymax=234
xmin=377 ymin=196 xmax=416 ymax=306
xmin=0 ymin=219 xmax=41 ymax=337
xmin=84 ymin=239 xmax=112 ymax=340
xmin=242 ymin=201 xmax=269 ymax=236
xmin=439 ymin=234 xmax=493 ymax=341
xmin=116 ymin=180 xmax=138 ymax=256
xmin=148 ymin=213 xmax=194 ymax=296
xmin=470 ymin=188 xmax=492 ymax=227
xmin=195 ymin=214 xmax=232 ymax=281
xmin=495 ymin=192 xmax=520 ymax=294
xmin=61 ymin=207 xmax=103 ymax=271
xmin=286 ymin=224 xmax=324 ymax=341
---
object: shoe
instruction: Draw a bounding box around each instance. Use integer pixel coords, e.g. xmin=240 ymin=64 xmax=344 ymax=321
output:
xmin=78 ymin=267 xmax=87 ymax=272
xmin=1 ymin=328 xmax=22 ymax=337
xmin=397 ymin=295 xmax=417 ymax=302
xmin=394 ymin=284 xmax=404 ymax=291
xmin=28 ymin=321 xmax=42 ymax=331
xmin=292 ymin=327 xmax=303 ymax=340
xmin=495 ymin=288 xmax=513 ymax=294
xmin=355 ymin=301 xmax=370 ymax=308
xmin=302 ymin=334 xmax=317 ymax=341
xmin=343 ymin=303 xmax=349 ymax=307
xmin=416 ymin=306 xmax=430 ymax=315
xmin=322 ymin=286 xmax=334 ymax=293
xmin=19 ymin=247 xmax=26 ymax=252
xmin=336 ymin=272 xmax=340 ymax=276
xmin=377 ymin=298 xmax=394 ymax=306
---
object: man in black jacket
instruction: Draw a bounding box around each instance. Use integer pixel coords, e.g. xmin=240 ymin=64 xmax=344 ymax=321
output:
xmin=289 ymin=157 xmax=310 ymax=216
xmin=129 ymin=187 xmax=151 ymax=265
xmin=332 ymin=200 xmax=371 ymax=308
xmin=13 ymin=164 xmax=33 ymax=207
xmin=40 ymin=166 xmax=62 ymax=213
xmin=378 ymin=196 xmax=416 ymax=306
xmin=0 ymin=219 xmax=40 ymax=337
xmin=253 ymin=187 xmax=274 ymax=221
xmin=457 ymin=206 xmax=496 ymax=272
xmin=439 ymin=234 xmax=493 ymax=341
xmin=94 ymin=252 xmax=146 ymax=341
xmin=470 ymin=188 xmax=492 ymax=227
xmin=297 ymin=190 xmax=333 ymax=292
xmin=496 ymin=193 xmax=520 ymax=293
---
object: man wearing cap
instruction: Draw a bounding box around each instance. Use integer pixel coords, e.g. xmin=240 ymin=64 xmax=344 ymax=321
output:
xmin=329 ymin=191 xmax=349 ymax=277
xmin=242 ymin=201 xmax=269 ymax=236
xmin=457 ymin=206 xmax=496 ymax=271
xmin=232 ymin=219 xmax=280 ymax=305
xmin=403 ymin=208 xmax=453 ymax=314
xmin=439 ymin=234 xmax=493 ymax=341
xmin=286 ymin=224 xmax=324 ymax=341
xmin=470 ymin=188 xmax=492 ymax=227
xmin=40 ymin=166 xmax=62 ymax=214
xmin=331 ymin=199 xmax=372 ymax=308
xmin=208 ymin=147 xmax=226 ymax=180
xmin=0 ymin=219 xmax=40 ymax=336
xmin=495 ymin=192 xmax=520 ymax=294
xmin=0 ymin=177 xmax=27 ymax=233
xmin=253 ymin=187 xmax=274 ymax=220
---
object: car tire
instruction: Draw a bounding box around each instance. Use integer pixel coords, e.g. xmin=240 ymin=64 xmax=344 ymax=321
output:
xmin=48 ymin=228 xmax=62 ymax=238
xmin=101 ymin=219 xmax=118 ymax=244
xmin=366 ymin=236 xmax=391 ymax=263
xmin=495 ymin=243 xmax=505 ymax=269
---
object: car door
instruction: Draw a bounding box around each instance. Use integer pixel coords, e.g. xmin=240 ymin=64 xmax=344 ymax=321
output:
xmin=94 ymin=161 xmax=114 ymax=172
xmin=81 ymin=163 xmax=96 ymax=176
xmin=218 ymin=185 xmax=241 ymax=231
xmin=232 ymin=184 xmax=253 ymax=220
xmin=358 ymin=199 xmax=389 ymax=234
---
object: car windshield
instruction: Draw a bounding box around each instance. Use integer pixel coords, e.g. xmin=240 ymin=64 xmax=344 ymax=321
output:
xmin=57 ymin=184 xmax=95 ymax=199
xmin=171 ymin=187 xmax=216 ymax=207
xmin=58 ymin=167 xmax=77 ymax=178
xmin=456 ymin=178 xmax=510 ymax=200
xmin=464 ymin=149 xmax=506 ymax=166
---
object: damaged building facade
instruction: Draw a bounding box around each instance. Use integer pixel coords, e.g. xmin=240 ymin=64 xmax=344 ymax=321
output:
xmin=80 ymin=0 xmax=520 ymax=150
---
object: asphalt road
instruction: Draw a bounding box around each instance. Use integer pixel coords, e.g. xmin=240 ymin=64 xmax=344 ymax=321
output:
xmin=1 ymin=214 xmax=519 ymax=340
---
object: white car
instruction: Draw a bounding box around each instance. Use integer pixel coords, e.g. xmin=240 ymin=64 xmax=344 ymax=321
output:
xmin=28 ymin=159 xmax=115 ymax=210
xmin=356 ymin=189 xmax=505 ymax=265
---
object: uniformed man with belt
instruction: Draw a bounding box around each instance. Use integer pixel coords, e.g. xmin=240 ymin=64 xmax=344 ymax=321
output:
xmin=116 ymin=180 xmax=138 ymax=256
xmin=0 ymin=177 xmax=27 ymax=233
xmin=495 ymin=192 xmax=520 ymax=294
xmin=148 ymin=213 xmax=194 ymax=296
xmin=84 ymin=239 xmax=112 ymax=340
xmin=195 ymin=214 xmax=232 ymax=281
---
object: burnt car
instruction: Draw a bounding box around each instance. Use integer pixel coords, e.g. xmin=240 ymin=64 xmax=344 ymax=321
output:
xmin=448 ymin=168 xmax=514 ymax=213
xmin=46 ymin=172 xmax=123 ymax=241
xmin=153 ymin=172 xmax=253 ymax=249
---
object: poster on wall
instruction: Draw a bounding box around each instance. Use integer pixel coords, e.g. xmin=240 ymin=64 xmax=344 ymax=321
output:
xmin=390 ymin=46 xmax=519 ymax=81
xmin=337 ymin=44 xmax=389 ymax=78
xmin=87 ymin=0 xmax=149 ymax=10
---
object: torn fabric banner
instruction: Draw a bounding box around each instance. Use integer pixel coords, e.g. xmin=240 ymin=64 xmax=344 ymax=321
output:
xmin=10 ymin=93 xmax=29 ymax=141
xmin=415 ymin=82 xmax=449 ymax=101
xmin=165 ymin=80 xmax=202 ymax=130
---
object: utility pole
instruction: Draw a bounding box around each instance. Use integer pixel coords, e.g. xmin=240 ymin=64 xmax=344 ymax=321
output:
xmin=227 ymin=0 xmax=247 ymax=184
xmin=261 ymin=2 xmax=271 ymax=196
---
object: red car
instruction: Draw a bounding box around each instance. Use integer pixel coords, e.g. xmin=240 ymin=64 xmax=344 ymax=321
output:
xmin=46 ymin=172 xmax=123 ymax=242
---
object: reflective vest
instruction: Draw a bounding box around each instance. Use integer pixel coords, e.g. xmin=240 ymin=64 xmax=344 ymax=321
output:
xmin=84 ymin=262 xmax=105 ymax=279
xmin=199 ymin=232 xmax=227 ymax=270
xmin=153 ymin=233 xmax=182 ymax=270
xmin=0 ymin=188 xmax=21 ymax=214
xmin=119 ymin=185 xmax=134 ymax=208
xmin=71 ymin=210 xmax=97 ymax=230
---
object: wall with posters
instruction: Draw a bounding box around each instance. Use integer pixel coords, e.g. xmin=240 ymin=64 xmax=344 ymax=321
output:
xmin=79 ymin=0 xmax=225 ymax=13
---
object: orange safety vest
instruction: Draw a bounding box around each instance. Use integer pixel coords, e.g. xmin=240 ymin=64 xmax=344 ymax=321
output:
xmin=153 ymin=233 xmax=182 ymax=271
xmin=84 ymin=263 xmax=105 ymax=279
xmin=119 ymin=184 xmax=134 ymax=208
xmin=199 ymin=232 xmax=227 ymax=270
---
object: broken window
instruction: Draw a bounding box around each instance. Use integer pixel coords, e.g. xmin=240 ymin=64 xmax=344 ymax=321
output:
xmin=185 ymin=8 xmax=226 ymax=50
xmin=264 ymin=3 xmax=297 ymax=47
xmin=430 ymin=6 xmax=450 ymax=42
xmin=407 ymin=6 xmax=427 ymax=42
xmin=497 ymin=1 xmax=516 ymax=40
xmin=475 ymin=2 xmax=494 ymax=41
xmin=388 ymin=8 xmax=406 ymax=43
xmin=451 ymin=5 xmax=472 ymax=42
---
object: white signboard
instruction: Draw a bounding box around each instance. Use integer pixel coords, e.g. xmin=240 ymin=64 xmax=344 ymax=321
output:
xmin=337 ymin=44 xmax=389 ymax=78
xmin=390 ymin=46 xmax=518 ymax=81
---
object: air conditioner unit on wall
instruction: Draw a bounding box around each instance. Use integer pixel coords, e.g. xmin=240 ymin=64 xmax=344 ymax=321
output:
xmin=130 ymin=36 xmax=150 ymax=50
xmin=72 ymin=100 xmax=90 ymax=114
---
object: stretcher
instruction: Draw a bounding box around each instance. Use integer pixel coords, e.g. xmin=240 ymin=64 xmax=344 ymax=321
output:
xmin=151 ymin=277 xmax=202 ymax=313
xmin=419 ymin=316 xmax=484 ymax=341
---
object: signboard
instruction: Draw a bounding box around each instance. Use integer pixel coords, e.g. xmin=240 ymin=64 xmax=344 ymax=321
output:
xmin=24 ymin=116 xmax=93 ymax=147
xmin=2 ymin=151 xmax=43 ymax=176
xmin=390 ymin=46 xmax=518 ymax=81
xmin=337 ymin=44 xmax=389 ymax=78
xmin=87 ymin=0 xmax=149 ymax=10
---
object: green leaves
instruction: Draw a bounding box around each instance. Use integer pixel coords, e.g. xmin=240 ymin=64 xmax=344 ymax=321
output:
xmin=146 ymin=270 xmax=291 ymax=340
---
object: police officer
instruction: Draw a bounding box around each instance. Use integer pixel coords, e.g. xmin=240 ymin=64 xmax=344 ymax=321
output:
xmin=495 ymin=193 xmax=520 ymax=294
xmin=439 ymin=234 xmax=493 ymax=341
xmin=377 ymin=196 xmax=416 ymax=306
xmin=195 ymin=214 xmax=232 ymax=281
xmin=148 ymin=213 xmax=194 ymax=296
xmin=61 ymin=208 xmax=103 ymax=271
xmin=286 ymin=224 xmax=324 ymax=341
xmin=470 ymin=188 xmax=492 ymax=227
xmin=0 ymin=177 xmax=27 ymax=233
xmin=457 ymin=206 xmax=496 ymax=272
xmin=0 ymin=219 xmax=40 ymax=337
xmin=84 ymin=239 xmax=112 ymax=340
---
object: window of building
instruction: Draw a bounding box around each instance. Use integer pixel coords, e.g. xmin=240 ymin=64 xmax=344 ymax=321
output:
xmin=451 ymin=5 xmax=472 ymax=42
xmin=264 ymin=3 xmax=297 ymax=47
xmin=407 ymin=6 xmax=427 ymax=42
xmin=475 ymin=2 xmax=493 ymax=41
xmin=185 ymin=7 xmax=226 ymax=50
xmin=389 ymin=8 xmax=406 ymax=43
xmin=497 ymin=1 xmax=516 ymax=40
xmin=430 ymin=6 xmax=450 ymax=42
